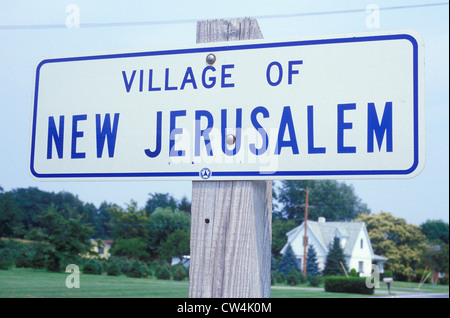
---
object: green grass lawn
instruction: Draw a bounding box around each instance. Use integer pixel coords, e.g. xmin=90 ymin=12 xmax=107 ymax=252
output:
xmin=0 ymin=268 xmax=189 ymax=298
xmin=1 ymin=268 xmax=448 ymax=298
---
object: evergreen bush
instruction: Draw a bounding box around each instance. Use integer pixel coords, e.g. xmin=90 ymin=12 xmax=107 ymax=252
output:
xmin=82 ymin=259 xmax=102 ymax=275
xmin=106 ymin=261 xmax=122 ymax=276
xmin=172 ymin=264 xmax=187 ymax=281
xmin=278 ymin=244 xmax=299 ymax=275
xmin=156 ymin=263 xmax=171 ymax=280
xmin=127 ymin=260 xmax=150 ymax=278
xmin=274 ymin=271 xmax=286 ymax=284
xmin=307 ymin=274 xmax=322 ymax=287
xmin=286 ymin=268 xmax=301 ymax=286
xmin=305 ymin=245 xmax=320 ymax=276
xmin=0 ymin=248 xmax=14 ymax=270
xmin=323 ymin=237 xmax=348 ymax=276
xmin=349 ymin=268 xmax=359 ymax=277
xmin=324 ymin=276 xmax=374 ymax=295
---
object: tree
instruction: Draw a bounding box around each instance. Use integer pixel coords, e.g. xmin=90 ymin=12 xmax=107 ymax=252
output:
xmin=159 ymin=229 xmax=190 ymax=262
xmin=323 ymin=237 xmax=348 ymax=276
xmin=145 ymin=192 xmax=177 ymax=216
xmin=177 ymin=196 xmax=191 ymax=213
xmin=26 ymin=204 xmax=94 ymax=271
xmin=306 ymin=245 xmax=320 ymax=276
xmin=0 ymin=190 xmax=23 ymax=237
xmin=112 ymin=238 xmax=148 ymax=260
xmin=278 ymin=244 xmax=299 ymax=275
xmin=147 ymin=207 xmax=190 ymax=258
xmin=109 ymin=201 xmax=148 ymax=240
xmin=421 ymin=219 xmax=449 ymax=244
xmin=356 ymin=212 xmax=428 ymax=281
xmin=10 ymin=187 xmax=87 ymax=235
xmin=272 ymin=218 xmax=297 ymax=256
xmin=276 ymin=180 xmax=370 ymax=221
xmin=91 ymin=202 xmax=115 ymax=239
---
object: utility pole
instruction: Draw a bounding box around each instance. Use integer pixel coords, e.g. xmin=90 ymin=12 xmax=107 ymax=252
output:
xmin=302 ymin=186 xmax=309 ymax=276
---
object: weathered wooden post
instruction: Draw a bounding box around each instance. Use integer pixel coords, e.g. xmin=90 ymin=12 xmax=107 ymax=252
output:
xmin=189 ymin=18 xmax=272 ymax=298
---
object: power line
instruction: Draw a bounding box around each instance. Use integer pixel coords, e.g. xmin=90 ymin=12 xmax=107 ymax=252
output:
xmin=0 ymin=2 xmax=448 ymax=31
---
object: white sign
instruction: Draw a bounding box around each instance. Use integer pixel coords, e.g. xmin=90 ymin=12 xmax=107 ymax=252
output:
xmin=30 ymin=31 xmax=424 ymax=181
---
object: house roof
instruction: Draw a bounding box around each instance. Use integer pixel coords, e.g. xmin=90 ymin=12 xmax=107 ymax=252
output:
xmin=286 ymin=220 xmax=371 ymax=257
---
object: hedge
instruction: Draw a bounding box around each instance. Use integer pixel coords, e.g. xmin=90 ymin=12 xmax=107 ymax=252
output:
xmin=324 ymin=276 xmax=374 ymax=295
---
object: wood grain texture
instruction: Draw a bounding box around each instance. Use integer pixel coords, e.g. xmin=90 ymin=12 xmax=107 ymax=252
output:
xmin=196 ymin=17 xmax=263 ymax=43
xmin=189 ymin=181 xmax=272 ymax=298
xmin=189 ymin=18 xmax=271 ymax=298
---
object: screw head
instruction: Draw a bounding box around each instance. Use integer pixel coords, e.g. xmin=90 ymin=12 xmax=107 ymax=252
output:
xmin=206 ymin=53 xmax=216 ymax=65
xmin=226 ymin=134 xmax=236 ymax=145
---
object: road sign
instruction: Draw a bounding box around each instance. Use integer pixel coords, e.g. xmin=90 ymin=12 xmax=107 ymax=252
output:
xmin=30 ymin=30 xmax=424 ymax=181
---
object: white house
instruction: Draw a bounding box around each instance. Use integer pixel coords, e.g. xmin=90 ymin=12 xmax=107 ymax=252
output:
xmin=280 ymin=217 xmax=387 ymax=277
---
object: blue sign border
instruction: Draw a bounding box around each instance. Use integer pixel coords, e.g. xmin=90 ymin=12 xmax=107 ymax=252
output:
xmin=30 ymin=33 xmax=420 ymax=179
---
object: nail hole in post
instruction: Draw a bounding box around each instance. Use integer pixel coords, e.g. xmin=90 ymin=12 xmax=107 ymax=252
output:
xmin=205 ymin=218 xmax=210 ymax=224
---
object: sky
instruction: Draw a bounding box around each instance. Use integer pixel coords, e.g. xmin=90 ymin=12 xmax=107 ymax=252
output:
xmin=0 ymin=0 xmax=448 ymax=226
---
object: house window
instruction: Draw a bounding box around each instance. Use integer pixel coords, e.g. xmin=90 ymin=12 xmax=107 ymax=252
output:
xmin=358 ymin=261 xmax=364 ymax=273
xmin=360 ymin=239 xmax=363 ymax=249
xmin=98 ymin=247 xmax=104 ymax=254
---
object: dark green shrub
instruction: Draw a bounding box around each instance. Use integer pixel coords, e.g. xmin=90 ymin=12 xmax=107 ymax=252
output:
xmin=127 ymin=260 xmax=150 ymax=278
xmin=156 ymin=264 xmax=171 ymax=280
xmin=383 ymin=270 xmax=393 ymax=278
xmin=14 ymin=247 xmax=35 ymax=268
xmin=149 ymin=260 xmax=160 ymax=276
xmin=0 ymin=248 xmax=14 ymax=270
xmin=30 ymin=244 xmax=49 ymax=269
xmin=299 ymin=273 xmax=307 ymax=284
xmin=106 ymin=261 xmax=122 ymax=276
xmin=307 ymin=274 xmax=322 ymax=287
xmin=172 ymin=265 xmax=187 ymax=281
xmin=278 ymin=244 xmax=299 ymax=275
xmin=324 ymin=276 xmax=374 ymax=295
xmin=83 ymin=259 xmax=102 ymax=275
xmin=274 ymin=271 xmax=286 ymax=284
xmin=111 ymin=257 xmax=132 ymax=275
xmin=439 ymin=276 xmax=449 ymax=285
xmin=349 ymin=268 xmax=358 ymax=277
xmin=286 ymin=268 xmax=301 ymax=286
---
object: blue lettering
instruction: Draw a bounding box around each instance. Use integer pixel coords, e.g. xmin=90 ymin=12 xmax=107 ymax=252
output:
xmin=169 ymin=110 xmax=186 ymax=157
xmin=266 ymin=61 xmax=283 ymax=86
xmin=148 ymin=69 xmax=161 ymax=91
xmin=307 ymin=105 xmax=326 ymax=154
xmin=164 ymin=68 xmax=177 ymax=91
xmin=122 ymin=70 xmax=136 ymax=93
xmin=144 ymin=111 xmax=162 ymax=158
xmin=202 ymin=66 xmax=216 ymax=89
xmin=47 ymin=116 xmax=64 ymax=159
xmin=249 ymin=106 xmax=269 ymax=155
xmin=180 ymin=67 xmax=197 ymax=90
xmin=71 ymin=114 xmax=87 ymax=159
xmin=367 ymin=102 xmax=393 ymax=152
xmin=221 ymin=64 xmax=235 ymax=88
xmin=139 ymin=70 xmax=144 ymax=92
xmin=195 ymin=110 xmax=214 ymax=156
xmin=337 ymin=103 xmax=356 ymax=153
xmin=95 ymin=113 xmax=120 ymax=158
xmin=221 ymin=108 xmax=242 ymax=156
xmin=275 ymin=106 xmax=299 ymax=155
xmin=288 ymin=60 xmax=303 ymax=84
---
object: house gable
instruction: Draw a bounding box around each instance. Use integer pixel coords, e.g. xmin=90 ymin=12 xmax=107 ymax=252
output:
xmin=280 ymin=220 xmax=385 ymax=276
